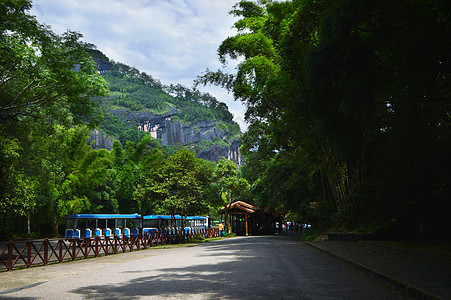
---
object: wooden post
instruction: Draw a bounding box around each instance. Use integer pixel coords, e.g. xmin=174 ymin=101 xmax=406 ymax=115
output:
xmin=72 ymin=238 xmax=76 ymax=260
xmin=245 ymin=213 xmax=249 ymax=236
xmin=105 ymin=237 xmax=109 ymax=255
xmin=95 ymin=236 xmax=99 ymax=256
xmin=27 ymin=241 xmax=31 ymax=267
xmin=58 ymin=239 xmax=62 ymax=262
xmin=44 ymin=239 xmax=49 ymax=265
xmin=85 ymin=238 xmax=88 ymax=258
xmin=8 ymin=240 xmax=12 ymax=270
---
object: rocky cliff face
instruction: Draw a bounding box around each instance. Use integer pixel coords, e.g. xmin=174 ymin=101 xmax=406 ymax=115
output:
xmin=89 ymin=129 xmax=114 ymax=151
xmin=92 ymin=109 xmax=242 ymax=164
xmin=196 ymin=139 xmax=242 ymax=164
xmin=157 ymin=120 xmax=226 ymax=145
xmin=111 ymin=109 xmax=227 ymax=144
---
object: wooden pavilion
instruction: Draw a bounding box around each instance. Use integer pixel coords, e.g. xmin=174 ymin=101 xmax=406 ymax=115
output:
xmin=218 ymin=201 xmax=280 ymax=235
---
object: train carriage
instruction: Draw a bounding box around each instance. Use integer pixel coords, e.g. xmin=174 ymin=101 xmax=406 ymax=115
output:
xmin=143 ymin=215 xmax=211 ymax=235
xmin=65 ymin=213 xmax=142 ymax=239
xmin=142 ymin=215 xmax=187 ymax=235
xmin=65 ymin=213 xmax=211 ymax=239
xmin=186 ymin=216 xmax=211 ymax=231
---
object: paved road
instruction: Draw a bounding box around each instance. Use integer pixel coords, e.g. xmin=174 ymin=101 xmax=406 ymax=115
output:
xmin=1 ymin=235 xmax=409 ymax=299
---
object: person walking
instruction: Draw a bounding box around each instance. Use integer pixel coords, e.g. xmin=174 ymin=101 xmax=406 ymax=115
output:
xmin=218 ymin=222 xmax=224 ymax=237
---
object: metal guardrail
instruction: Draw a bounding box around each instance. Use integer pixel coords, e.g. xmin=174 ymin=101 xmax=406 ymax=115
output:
xmin=0 ymin=228 xmax=218 ymax=271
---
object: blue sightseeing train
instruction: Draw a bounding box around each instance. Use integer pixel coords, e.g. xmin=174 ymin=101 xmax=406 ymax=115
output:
xmin=186 ymin=215 xmax=211 ymax=230
xmin=65 ymin=213 xmax=211 ymax=239
xmin=142 ymin=215 xmax=211 ymax=235
xmin=65 ymin=214 xmax=142 ymax=239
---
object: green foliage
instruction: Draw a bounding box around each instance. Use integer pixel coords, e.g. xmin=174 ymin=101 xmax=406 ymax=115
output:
xmin=93 ymin=54 xmax=241 ymax=147
xmin=225 ymin=232 xmax=236 ymax=238
xmin=214 ymin=157 xmax=250 ymax=233
xmin=300 ymin=231 xmax=319 ymax=242
xmin=101 ymin=68 xmax=169 ymax=113
xmin=191 ymin=234 xmax=206 ymax=242
xmin=135 ymin=147 xmax=214 ymax=221
xmin=97 ymin=61 xmax=237 ymax=127
xmin=98 ymin=110 xmax=152 ymax=145
xmin=0 ymin=1 xmax=107 ymax=237
xmin=2 ymin=0 xmax=448 ymax=240
xmin=194 ymin=137 xmax=231 ymax=152
xmin=0 ymin=1 xmax=243 ymax=239
xmin=202 ymin=0 xmax=451 ymax=238
xmin=216 ymin=122 xmax=228 ymax=133
xmin=0 ymin=4 xmax=107 ymax=128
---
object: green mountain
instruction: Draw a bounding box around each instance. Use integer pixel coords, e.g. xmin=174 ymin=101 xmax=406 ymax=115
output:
xmin=88 ymin=48 xmax=242 ymax=163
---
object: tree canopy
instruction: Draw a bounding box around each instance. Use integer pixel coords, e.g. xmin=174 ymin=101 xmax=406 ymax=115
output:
xmin=0 ymin=0 xmax=108 ymax=236
xmin=198 ymin=0 xmax=451 ymax=237
xmin=1 ymin=2 xmax=107 ymax=127
xmin=2 ymin=0 xmax=449 ymax=240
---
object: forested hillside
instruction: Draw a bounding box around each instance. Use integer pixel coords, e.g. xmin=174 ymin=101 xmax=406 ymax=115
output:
xmin=87 ymin=48 xmax=241 ymax=151
xmin=0 ymin=1 xmax=248 ymax=239
xmin=2 ymin=0 xmax=449 ymax=240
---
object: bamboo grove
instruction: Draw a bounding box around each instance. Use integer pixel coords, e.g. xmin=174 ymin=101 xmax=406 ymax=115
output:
xmin=197 ymin=0 xmax=450 ymax=238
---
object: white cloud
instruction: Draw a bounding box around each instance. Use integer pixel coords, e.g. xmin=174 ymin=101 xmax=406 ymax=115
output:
xmin=30 ymin=0 xmax=247 ymax=131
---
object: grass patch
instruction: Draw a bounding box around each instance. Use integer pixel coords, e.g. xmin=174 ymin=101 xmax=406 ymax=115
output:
xmin=191 ymin=234 xmax=206 ymax=242
xmin=11 ymin=232 xmax=41 ymax=239
xmin=300 ymin=231 xmax=319 ymax=241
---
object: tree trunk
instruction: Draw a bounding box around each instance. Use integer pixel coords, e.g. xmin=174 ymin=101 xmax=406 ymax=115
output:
xmin=224 ymin=192 xmax=232 ymax=234
xmin=27 ymin=214 xmax=31 ymax=235
xmin=224 ymin=208 xmax=228 ymax=234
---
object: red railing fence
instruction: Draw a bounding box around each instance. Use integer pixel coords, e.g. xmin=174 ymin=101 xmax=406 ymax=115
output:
xmin=0 ymin=228 xmax=218 ymax=272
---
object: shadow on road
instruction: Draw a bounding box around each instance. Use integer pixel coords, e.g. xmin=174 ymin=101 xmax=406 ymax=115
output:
xmin=69 ymin=236 xmax=268 ymax=299
xmin=68 ymin=235 xmax=407 ymax=299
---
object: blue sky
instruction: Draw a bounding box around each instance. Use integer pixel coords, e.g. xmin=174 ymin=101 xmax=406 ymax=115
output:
xmin=30 ymin=0 xmax=247 ymax=131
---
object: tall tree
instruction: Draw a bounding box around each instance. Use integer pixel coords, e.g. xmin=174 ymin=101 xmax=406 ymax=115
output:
xmin=198 ymin=0 xmax=451 ymax=235
xmin=0 ymin=1 xmax=107 ymax=126
xmin=305 ymin=0 xmax=451 ymax=232
xmin=0 ymin=0 xmax=107 ymax=237
xmin=137 ymin=148 xmax=213 ymax=228
xmin=214 ymin=158 xmax=250 ymax=233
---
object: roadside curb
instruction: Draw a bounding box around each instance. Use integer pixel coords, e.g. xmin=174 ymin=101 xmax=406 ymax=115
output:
xmin=304 ymin=241 xmax=440 ymax=300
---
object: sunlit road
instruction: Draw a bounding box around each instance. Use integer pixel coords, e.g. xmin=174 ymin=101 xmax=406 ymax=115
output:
xmin=1 ymin=235 xmax=407 ymax=299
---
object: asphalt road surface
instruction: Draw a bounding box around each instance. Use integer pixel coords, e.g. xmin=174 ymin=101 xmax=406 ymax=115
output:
xmin=1 ymin=235 xmax=408 ymax=299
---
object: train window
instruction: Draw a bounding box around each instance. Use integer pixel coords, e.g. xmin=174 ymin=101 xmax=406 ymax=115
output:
xmin=87 ymin=219 xmax=96 ymax=229
xmin=161 ymin=219 xmax=169 ymax=228
xmin=77 ymin=219 xmax=87 ymax=229
xmin=126 ymin=219 xmax=135 ymax=228
xmin=66 ymin=219 xmax=75 ymax=230
xmin=98 ymin=219 xmax=107 ymax=229
xmin=134 ymin=218 xmax=142 ymax=229
xmin=143 ymin=219 xmax=158 ymax=228
xmin=116 ymin=219 xmax=125 ymax=228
